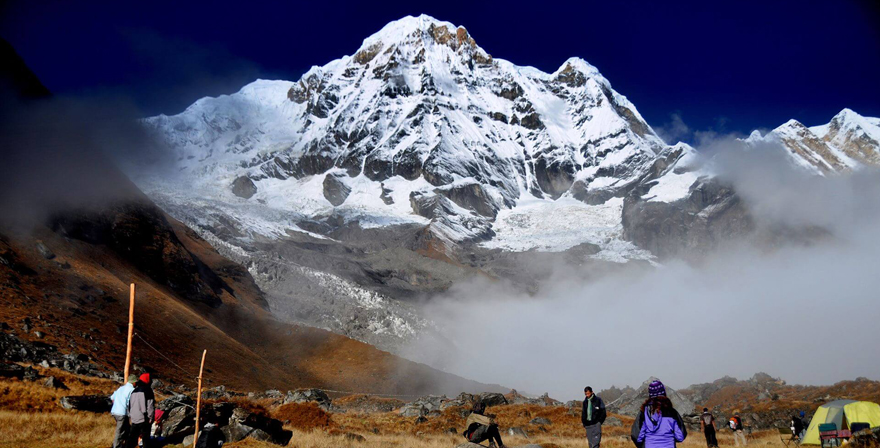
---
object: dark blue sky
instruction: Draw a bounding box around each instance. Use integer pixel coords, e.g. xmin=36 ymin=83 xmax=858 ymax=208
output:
xmin=3 ymin=0 xmax=879 ymax=141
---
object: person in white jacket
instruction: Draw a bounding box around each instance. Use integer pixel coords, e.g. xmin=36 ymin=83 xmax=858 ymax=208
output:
xmin=109 ymin=375 xmax=137 ymax=448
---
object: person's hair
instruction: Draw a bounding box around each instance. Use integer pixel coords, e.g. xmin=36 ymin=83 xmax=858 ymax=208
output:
xmin=585 ymin=386 xmax=593 ymax=393
xmin=703 ymin=408 xmax=709 ymax=412
xmin=127 ymin=374 xmax=138 ymax=383
xmin=472 ymin=400 xmax=486 ymax=415
xmin=640 ymin=396 xmax=673 ymax=414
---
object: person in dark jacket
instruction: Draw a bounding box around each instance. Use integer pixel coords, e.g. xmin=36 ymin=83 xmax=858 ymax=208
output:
xmin=790 ymin=414 xmax=804 ymax=440
xmin=631 ymin=380 xmax=687 ymax=448
xmin=196 ymin=414 xmax=226 ymax=448
xmin=729 ymin=412 xmax=746 ymax=446
xmin=463 ymin=400 xmax=506 ymax=448
xmin=582 ymin=386 xmax=607 ymax=448
xmin=700 ymin=408 xmax=718 ymax=448
xmin=798 ymin=411 xmax=808 ymax=438
xmin=127 ymin=374 xmax=156 ymax=448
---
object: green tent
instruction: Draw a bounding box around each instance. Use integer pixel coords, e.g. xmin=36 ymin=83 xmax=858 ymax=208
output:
xmin=802 ymin=400 xmax=880 ymax=445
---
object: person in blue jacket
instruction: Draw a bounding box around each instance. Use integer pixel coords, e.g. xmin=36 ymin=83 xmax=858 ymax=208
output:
xmin=109 ymin=374 xmax=137 ymax=448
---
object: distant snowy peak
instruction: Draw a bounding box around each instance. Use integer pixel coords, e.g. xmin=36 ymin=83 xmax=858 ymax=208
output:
xmin=755 ymin=109 xmax=880 ymax=174
xmin=142 ymin=14 xmax=680 ymax=245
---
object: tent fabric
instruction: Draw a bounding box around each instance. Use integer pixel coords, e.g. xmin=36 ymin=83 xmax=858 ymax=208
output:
xmin=802 ymin=400 xmax=856 ymax=445
xmin=801 ymin=400 xmax=880 ymax=445
xmin=842 ymin=401 xmax=880 ymax=430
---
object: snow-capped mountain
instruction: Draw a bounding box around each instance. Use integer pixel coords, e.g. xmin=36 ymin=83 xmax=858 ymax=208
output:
xmin=134 ymin=14 xmax=879 ymax=353
xmin=142 ymin=15 xmax=690 ymax=252
xmin=135 ymin=14 xmax=706 ymax=353
xmin=747 ymin=108 xmax=880 ymax=174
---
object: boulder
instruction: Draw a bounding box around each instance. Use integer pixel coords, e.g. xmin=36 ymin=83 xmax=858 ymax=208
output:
xmin=434 ymin=182 xmax=500 ymax=218
xmin=221 ymin=421 xmax=255 ymax=443
xmin=202 ymin=385 xmax=229 ymax=400
xmin=42 ymin=376 xmax=66 ymax=389
xmin=59 ymin=394 xmax=111 ymax=413
xmin=159 ymin=403 xmax=195 ymax=441
xmin=529 ymin=417 xmax=552 ymax=425
xmin=399 ymin=395 xmax=445 ymax=417
xmin=606 ymin=416 xmax=623 ymax=427
xmin=22 ymin=366 xmax=38 ymax=381
xmin=248 ymin=429 xmax=274 ymax=443
xmin=508 ymin=427 xmax=529 ymax=438
xmin=231 ymin=176 xmax=258 ymax=199
xmin=399 ymin=402 xmax=427 ymax=417
xmin=35 ymin=241 xmax=55 ymax=259
xmin=0 ymin=363 xmax=25 ymax=379
xmin=440 ymin=392 xmax=475 ymax=411
xmin=478 ymin=392 xmax=508 ymax=407
xmin=229 ymin=407 xmax=292 ymax=446
xmin=284 ymin=388 xmax=332 ymax=409
xmin=333 ymin=394 xmax=404 ymax=414
xmin=323 ymin=172 xmax=352 ymax=206
xmin=158 ymin=394 xmax=195 ymax=411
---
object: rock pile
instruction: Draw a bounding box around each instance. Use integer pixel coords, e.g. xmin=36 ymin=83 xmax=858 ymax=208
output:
xmin=507 ymin=390 xmax=562 ymax=407
xmin=283 ymin=388 xmax=332 ymax=410
xmin=0 ymin=332 xmax=109 ymax=380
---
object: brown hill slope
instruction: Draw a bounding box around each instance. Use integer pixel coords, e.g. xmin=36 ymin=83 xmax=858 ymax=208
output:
xmin=0 ymin=197 xmax=502 ymax=395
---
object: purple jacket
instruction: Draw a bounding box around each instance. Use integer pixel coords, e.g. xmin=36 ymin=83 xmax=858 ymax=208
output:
xmin=637 ymin=408 xmax=685 ymax=448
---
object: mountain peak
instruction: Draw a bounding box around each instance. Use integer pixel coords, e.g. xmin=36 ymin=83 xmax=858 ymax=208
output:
xmin=555 ymin=57 xmax=600 ymax=77
xmin=354 ymin=15 xmax=486 ymax=60
xmin=833 ymin=107 xmax=860 ymax=121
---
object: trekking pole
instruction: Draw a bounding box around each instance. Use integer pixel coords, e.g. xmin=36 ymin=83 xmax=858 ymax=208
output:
xmin=193 ymin=349 xmax=207 ymax=448
xmin=123 ymin=283 xmax=135 ymax=382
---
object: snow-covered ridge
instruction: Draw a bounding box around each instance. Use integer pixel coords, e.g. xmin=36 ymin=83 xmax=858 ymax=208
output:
xmin=749 ymin=108 xmax=880 ymax=174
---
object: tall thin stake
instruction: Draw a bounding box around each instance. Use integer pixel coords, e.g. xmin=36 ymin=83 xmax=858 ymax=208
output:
xmin=123 ymin=283 xmax=135 ymax=382
xmin=193 ymin=349 xmax=207 ymax=448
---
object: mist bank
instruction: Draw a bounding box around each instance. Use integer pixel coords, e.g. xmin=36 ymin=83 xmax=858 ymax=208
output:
xmin=404 ymin=139 xmax=880 ymax=400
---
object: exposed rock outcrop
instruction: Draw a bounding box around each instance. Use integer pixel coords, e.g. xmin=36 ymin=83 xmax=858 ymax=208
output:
xmin=231 ymin=176 xmax=258 ymax=199
xmin=608 ymin=377 xmax=696 ymax=417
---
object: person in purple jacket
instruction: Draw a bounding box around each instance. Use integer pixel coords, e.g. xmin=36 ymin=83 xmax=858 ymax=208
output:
xmin=631 ymin=380 xmax=687 ymax=448
xmin=637 ymin=397 xmax=686 ymax=448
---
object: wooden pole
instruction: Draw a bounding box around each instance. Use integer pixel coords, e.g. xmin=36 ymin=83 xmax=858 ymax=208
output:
xmin=193 ymin=349 xmax=207 ymax=448
xmin=123 ymin=283 xmax=135 ymax=382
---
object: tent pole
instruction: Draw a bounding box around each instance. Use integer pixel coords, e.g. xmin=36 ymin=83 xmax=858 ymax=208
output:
xmin=123 ymin=283 xmax=135 ymax=382
xmin=193 ymin=349 xmax=207 ymax=448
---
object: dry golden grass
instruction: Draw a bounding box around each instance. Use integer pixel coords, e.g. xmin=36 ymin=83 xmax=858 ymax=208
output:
xmin=0 ymin=372 xmax=810 ymax=448
xmin=0 ymin=365 xmax=118 ymax=413
xmin=0 ymin=410 xmax=113 ymax=448
xmin=0 ymin=405 xmax=787 ymax=448
xmin=273 ymin=402 xmax=332 ymax=431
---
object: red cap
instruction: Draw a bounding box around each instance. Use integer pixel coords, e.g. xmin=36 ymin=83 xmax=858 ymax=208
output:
xmin=139 ymin=373 xmax=151 ymax=384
